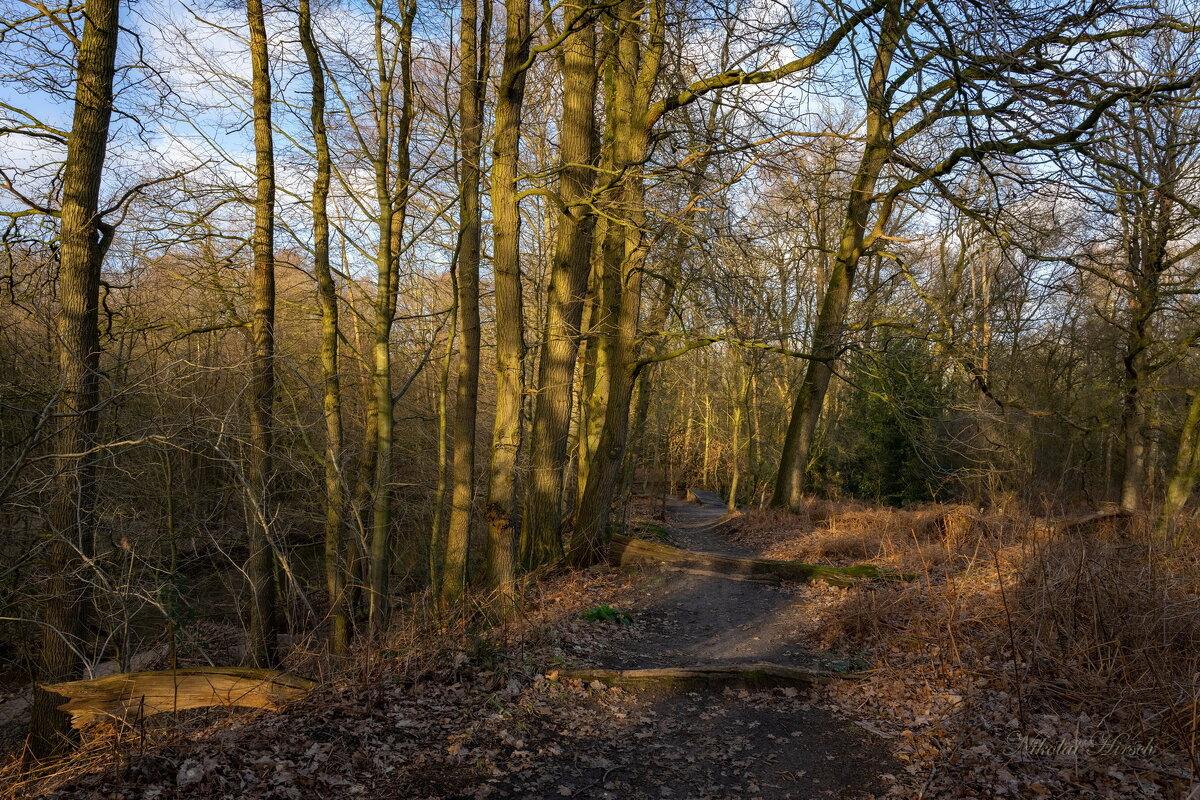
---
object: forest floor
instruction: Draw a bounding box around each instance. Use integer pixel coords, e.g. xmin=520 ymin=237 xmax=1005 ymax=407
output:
xmin=3 ymin=494 xmax=1197 ymax=799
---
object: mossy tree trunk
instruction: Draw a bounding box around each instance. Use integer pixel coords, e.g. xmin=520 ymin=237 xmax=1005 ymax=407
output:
xmin=771 ymin=0 xmax=903 ymax=510
xmin=483 ymin=0 xmax=531 ymax=611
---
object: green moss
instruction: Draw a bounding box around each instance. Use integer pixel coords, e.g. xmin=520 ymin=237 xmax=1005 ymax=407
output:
xmin=580 ymin=604 xmax=634 ymax=625
xmin=639 ymin=522 xmax=670 ymax=541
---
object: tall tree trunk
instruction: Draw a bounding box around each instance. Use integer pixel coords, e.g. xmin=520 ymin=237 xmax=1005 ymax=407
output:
xmin=1155 ymin=387 xmax=1200 ymax=541
xmin=770 ymin=0 xmax=901 ymax=510
xmin=441 ymin=0 xmax=487 ymax=605
xmin=367 ymin=0 xmax=416 ymax=630
xmin=569 ymin=0 xmax=663 ymax=566
xmin=429 ymin=268 xmax=458 ymax=589
xmin=1119 ymin=283 xmax=1157 ymax=511
xmin=522 ymin=10 xmax=599 ymax=568
xmin=28 ymin=0 xmax=119 ymax=757
xmin=483 ymin=0 xmax=530 ymax=611
xmin=366 ymin=1 xmax=395 ymax=632
xmin=246 ymin=0 xmax=279 ymax=668
xmin=616 ymin=230 xmax=684 ymax=518
xmin=727 ymin=364 xmax=751 ymax=511
xmin=297 ymin=0 xmax=349 ymax=654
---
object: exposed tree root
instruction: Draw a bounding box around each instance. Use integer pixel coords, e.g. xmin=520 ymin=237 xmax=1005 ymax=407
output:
xmin=552 ymin=663 xmax=862 ymax=691
xmin=663 ymin=566 xmax=784 ymax=584
xmin=42 ymin=667 xmax=315 ymax=729
xmin=609 ymin=534 xmax=911 ymax=586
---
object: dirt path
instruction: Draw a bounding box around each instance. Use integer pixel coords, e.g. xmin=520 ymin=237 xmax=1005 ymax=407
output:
xmin=33 ymin=493 xmax=897 ymax=800
xmin=505 ymin=491 xmax=898 ymax=800
xmin=595 ymin=490 xmax=831 ymax=670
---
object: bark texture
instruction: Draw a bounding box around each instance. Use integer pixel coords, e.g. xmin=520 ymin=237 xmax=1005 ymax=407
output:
xmin=522 ymin=7 xmax=599 ymax=568
xmin=483 ymin=0 xmax=531 ymax=610
xmin=441 ymin=0 xmax=487 ymax=605
xmin=246 ymin=0 xmax=279 ymax=667
xmin=298 ymin=0 xmax=349 ymax=653
xmin=29 ymin=0 xmax=120 ymax=757
xmin=771 ymin=0 xmax=902 ymax=510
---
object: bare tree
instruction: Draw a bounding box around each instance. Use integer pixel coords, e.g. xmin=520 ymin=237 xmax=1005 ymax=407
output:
xmin=25 ymin=0 xmax=121 ymax=757
xmin=441 ymin=0 xmax=489 ymax=605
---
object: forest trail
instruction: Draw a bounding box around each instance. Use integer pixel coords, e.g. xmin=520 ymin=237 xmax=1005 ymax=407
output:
xmin=540 ymin=490 xmax=897 ymax=799
xmin=18 ymin=496 xmax=900 ymax=800
xmin=596 ymin=489 xmax=829 ymax=670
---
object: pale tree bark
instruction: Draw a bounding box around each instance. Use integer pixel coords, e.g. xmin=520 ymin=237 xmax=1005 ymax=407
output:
xmin=429 ymin=269 xmax=458 ymax=589
xmin=28 ymin=0 xmax=120 ymax=758
xmin=297 ymin=0 xmax=349 ymax=654
xmin=727 ymin=363 xmax=752 ymax=511
xmin=441 ymin=0 xmax=488 ymax=605
xmin=246 ymin=0 xmax=279 ymax=667
xmin=522 ymin=4 xmax=599 ymax=569
xmin=483 ymin=0 xmax=531 ymax=611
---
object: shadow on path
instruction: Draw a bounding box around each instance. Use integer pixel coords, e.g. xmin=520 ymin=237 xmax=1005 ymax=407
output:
xmin=545 ymin=490 xmax=899 ymax=800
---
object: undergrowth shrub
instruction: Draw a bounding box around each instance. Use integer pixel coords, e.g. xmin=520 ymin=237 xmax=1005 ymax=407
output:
xmin=736 ymin=503 xmax=1200 ymax=766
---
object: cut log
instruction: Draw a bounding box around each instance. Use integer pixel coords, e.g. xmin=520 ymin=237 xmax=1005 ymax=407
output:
xmin=41 ymin=667 xmax=315 ymax=729
xmin=552 ymin=663 xmax=861 ymax=691
xmin=610 ymin=534 xmax=910 ymax=586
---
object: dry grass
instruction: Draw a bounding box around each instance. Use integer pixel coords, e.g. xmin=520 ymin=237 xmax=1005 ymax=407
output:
xmin=0 ymin=568 xmax=633 ymax=799
xmin=732 ymin=501 xmax=1200 ymax=790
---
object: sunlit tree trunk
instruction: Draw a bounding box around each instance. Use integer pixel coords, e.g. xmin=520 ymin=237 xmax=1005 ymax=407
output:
xmin=298 ymin=0 xmax=349 ymax=654
xmin=521 ymin=5 xmax=598 ymax=568
xmin=483 ymin=0 xmax=530 ymax=610
xmin=618 ymin=231 xmax=684 ymax=517
xmin=367 ymin=0 xmax=416 ymax=630
xmin=441 ymin=0 xmax=487 ymax=605
xmin=28 ymin=0 xmax=119 ymax=757
xmin=366 ymin=3 xmax=395 ymax=631
xmin=570 ymin=0 xmax=664 ymax=566
xmin=727 ymin=364 xmax=751 ymax=511
xmin=246 ymin=0 xmax=279 ymax=667
xmin=771 ymin=0 xmax=901 ymax=510
xmin=429 ymin=269 xmax=458 ymax=589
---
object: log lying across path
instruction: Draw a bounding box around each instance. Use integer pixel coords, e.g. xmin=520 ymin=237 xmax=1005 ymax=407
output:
xmin=554 ymin=663 xmax=862 ymax=691
xmin=609 ymin=534 xmax=910 ymax=586
xmin=42 ymin=667 xmax=315 ymax=729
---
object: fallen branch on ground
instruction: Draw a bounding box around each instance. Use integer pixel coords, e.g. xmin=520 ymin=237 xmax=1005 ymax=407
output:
xmin=1038 ymin=507 xmax=1131 ymax=534
xmin=610 ymin=534 xmax=911 ymax=586
xmin=42 ymin=667 xmax=315 ymax=729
